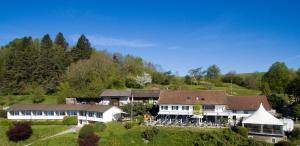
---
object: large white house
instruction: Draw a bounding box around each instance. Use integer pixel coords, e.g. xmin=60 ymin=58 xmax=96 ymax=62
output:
xmin=156 ymin=90 xmax=272 ymax=126
xmin=6 ymin=104 xmax=123 ymax=126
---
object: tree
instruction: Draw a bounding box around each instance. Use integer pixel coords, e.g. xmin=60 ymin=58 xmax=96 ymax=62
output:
xmin=222 ymin=71 xmax=244 ymax=86
xmin=54 ymin=32 xmax=68 ymax=50
xmin=285 ymin=69 xmax=300 ymax=103
xmin=71 ymin=34 xmax=92 ymax=62
xmin=189 ymin=67 xmax=205 ymax=85
xmin=1 ymin=37 xmax=39 ymax=94
xmin=184 ymin=75 xmax=193 ymax=85
xmin=78 ymin=125 xmax=99 ymax=146
xmin=64 ymin=52 xmax=116 ymax=96
xmin=293 ymin=104 xmax=300 ymax=119
xmin=206 ymin=65 xmax=221 ymax=83
xmin=261 ymin=82 xmax=272 ymax=96
xmin=262 ymin=62 xmax=290 ymax=94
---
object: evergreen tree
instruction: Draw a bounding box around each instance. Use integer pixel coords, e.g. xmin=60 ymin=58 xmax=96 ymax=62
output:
xmin=54 ymin=32 xmax=68 ymax=50
xmin=71 ymin=35 xmax=92 ymax=62
xmin=1 ymin=37 xmax=39 ymax=94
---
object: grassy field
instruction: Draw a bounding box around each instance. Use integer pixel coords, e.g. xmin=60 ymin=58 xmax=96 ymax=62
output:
xmin=0 ymin=125 xmax=70 ymax=146
xmin=0 ymin=95 xmax=58 ymax=106
xmin=147 ymin=83 xmax=261 ymax=96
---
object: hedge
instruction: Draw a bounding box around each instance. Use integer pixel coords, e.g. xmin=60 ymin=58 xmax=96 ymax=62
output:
xmin=63 ymin=116 xmax=78 ymax=125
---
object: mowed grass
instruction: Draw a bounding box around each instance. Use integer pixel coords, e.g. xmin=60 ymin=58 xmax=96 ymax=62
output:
xmin=97 ymin=122 xmax=221 ymax=146
xmin=0 ymin=125 xmax=70 ymax=146
xmin=32 ymin=132 xmax=78 ymax=146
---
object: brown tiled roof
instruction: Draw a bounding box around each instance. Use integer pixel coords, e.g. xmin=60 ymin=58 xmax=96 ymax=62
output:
xmin=7 ymin=104 xmax=113 ymax=113
xmin=132 ymin=89 xmax=160 ymax=98
xmin=100 ymin=90 xmax=131 ymax=97
xmin=158 ymin=90 xmax=227 ymax=105
xmin=226 ymin=95 xmax=271 ymax=111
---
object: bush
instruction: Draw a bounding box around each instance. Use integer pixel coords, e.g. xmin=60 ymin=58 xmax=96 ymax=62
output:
xmin=0 ymin=110 xmax=7 ymax=118
xmin=6 ymin=122 xmax=32 ymax=141
xmin=94 ymin=122 xmax=106 ymax=132
xmin=78 ymin=134 xmax=100 ymax=146
xmin=79 ymin=125 xmax=95 ymax=138
xmin=290 ymin=128 xmax=300 ymax=140
xmin=63 ymin=116 xmax=77 ymax=125
xmin=275 ymin=141 xmax=292 ymax=146
xmin=124 ymin=122 xmax=133 ymax=129
xmin=78 ymin=125 xmax=100 ymax=146
xmin=141 ymin=127 xmax=159 ymax=141
xmin=232 ymin=126 xmax=248 ymax=137
xmin=135 ymin=115 xmax=144 ymax=125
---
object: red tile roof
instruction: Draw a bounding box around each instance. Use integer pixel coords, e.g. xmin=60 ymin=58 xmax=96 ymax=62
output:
xmin=226 ymin=95 xmax=271 ymax=110
xmin=158 ymin=90 xmax=227 ymax=105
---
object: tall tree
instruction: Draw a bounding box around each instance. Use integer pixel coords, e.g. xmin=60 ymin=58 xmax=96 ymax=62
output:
xmin=71 ymin=35 xmax=92 ymax=62
xmin=189 ymin=67 xmax=205 ymax=85
xmin=54 ymin=32 xmax=68 ymax=50
xmin=1 ymin=37 xmax=39 ymax=94
xmin=262 ymin=62 xmax=290 ymax=94
xmin=206 ymin=65 xmax=221 ymax=83
xmin=285 ymin=69 xmax=300 ymax=103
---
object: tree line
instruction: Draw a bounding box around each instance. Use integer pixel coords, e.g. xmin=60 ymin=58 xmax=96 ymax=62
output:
xmin=0 ymin=33 xmax=175 ymax=98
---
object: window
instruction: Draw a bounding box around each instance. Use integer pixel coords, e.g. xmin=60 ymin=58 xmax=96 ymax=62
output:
xmin=182 ymin=106 xmax=189 ymax=110
xmin=21 ymin=111 xmax=25 ymax=115
xmin=25 ymin=111 xmax=31 ymax=115
xmin=96 ymin=113 xmax=102 ymax=118
xmin=171 ymin=106 xmax=178 ymax=110
xmin=68 ymin=111 xmax=77 ymax=116
xmin=14 ymin=111 xmax=19 ymax=115
xmin=244 ymin=111 xmax=248 ymax=114
xmin=203 ymin=105 xmax=215 ymax=110
xmin=88 ymin=112 xmax=94 ymax=117
xmin=161 ymin=106 xmax=168 ymax=110
xmin=232 ymin=110 xmax=237 ymax=113
xmin=33 ymin=111 xmax=42 ymax=116
xmin=59 ymin=111 xmax=65 ymax=116
xmin=10 ymin=111 xmax=14 ymax=116
xmin=271 ymin=137 xmax=276 ymax=143
xmin=47 ymin=111 xmax=54 ymax=116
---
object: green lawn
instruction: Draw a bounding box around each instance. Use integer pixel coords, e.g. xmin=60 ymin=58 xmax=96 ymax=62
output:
xmin=0 ymin=125 xmax=70 ymax=146
xmin=0 ymin=122 xmax=273 ymax=146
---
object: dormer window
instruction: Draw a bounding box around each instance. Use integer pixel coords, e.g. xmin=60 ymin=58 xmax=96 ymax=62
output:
xmin=187 ymin=96 xmax=191 ymax=100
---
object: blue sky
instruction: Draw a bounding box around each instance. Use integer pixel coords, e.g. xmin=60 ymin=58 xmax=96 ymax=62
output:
xmin=1 ymin=0 xmax=300 ymax=75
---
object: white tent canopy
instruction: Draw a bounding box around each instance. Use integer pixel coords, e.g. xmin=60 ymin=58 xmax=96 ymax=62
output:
xmin=242 ymin=103 xmax=283 ymax=126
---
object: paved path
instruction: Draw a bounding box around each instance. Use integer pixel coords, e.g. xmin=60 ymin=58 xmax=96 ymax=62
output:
xmin=24 ymin=126 xmax=80 ymax=146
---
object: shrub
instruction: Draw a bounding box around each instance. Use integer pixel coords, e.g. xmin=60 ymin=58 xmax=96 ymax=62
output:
xmin=290 ymin=128 xmax=300 ymax=140
xmin=135 ymin=115 xmax=144 ymax=125
xmin=63 ymin=116 xmax=77 ymax=125
xmin=232 ymin=126 xmax=248 ymax=137
xmin=141 ymin=127 xmax=159 ymax=141
xmin=275 ymin=141 xmax=292 ymax=146
xmin=124 ymin=122 xmax=133 ymax=129
xmin=78 ymin=125 xmax=100 ymax=146
xmin=78 ymin=134 xmax=100 ymax=146
xmin=0 ymin=110 xmax=7 ymax=118
xmin=6 ymin=122 xmax=32 ymax=141
xmin=94 ymin=122 xmax=106 ymax=132
xmin=79 ymin=125 xmax=95 ymax=138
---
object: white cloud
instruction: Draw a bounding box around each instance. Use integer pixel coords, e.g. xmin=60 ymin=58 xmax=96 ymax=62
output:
xmin=70 ymin=35 xmax=156 ymax=48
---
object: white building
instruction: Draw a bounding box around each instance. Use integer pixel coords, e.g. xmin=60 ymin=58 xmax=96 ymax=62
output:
xmin=6 ymin=104 xmax=123 ymax=126
xmin=156 ymin=90 xmax=272 ymax=126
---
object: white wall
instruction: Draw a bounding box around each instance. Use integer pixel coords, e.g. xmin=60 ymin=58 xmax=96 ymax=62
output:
xmin=103 ymin=106 xmax=123 ymax=122
xmin=158 ymin=104 xmax=193 ymax=115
